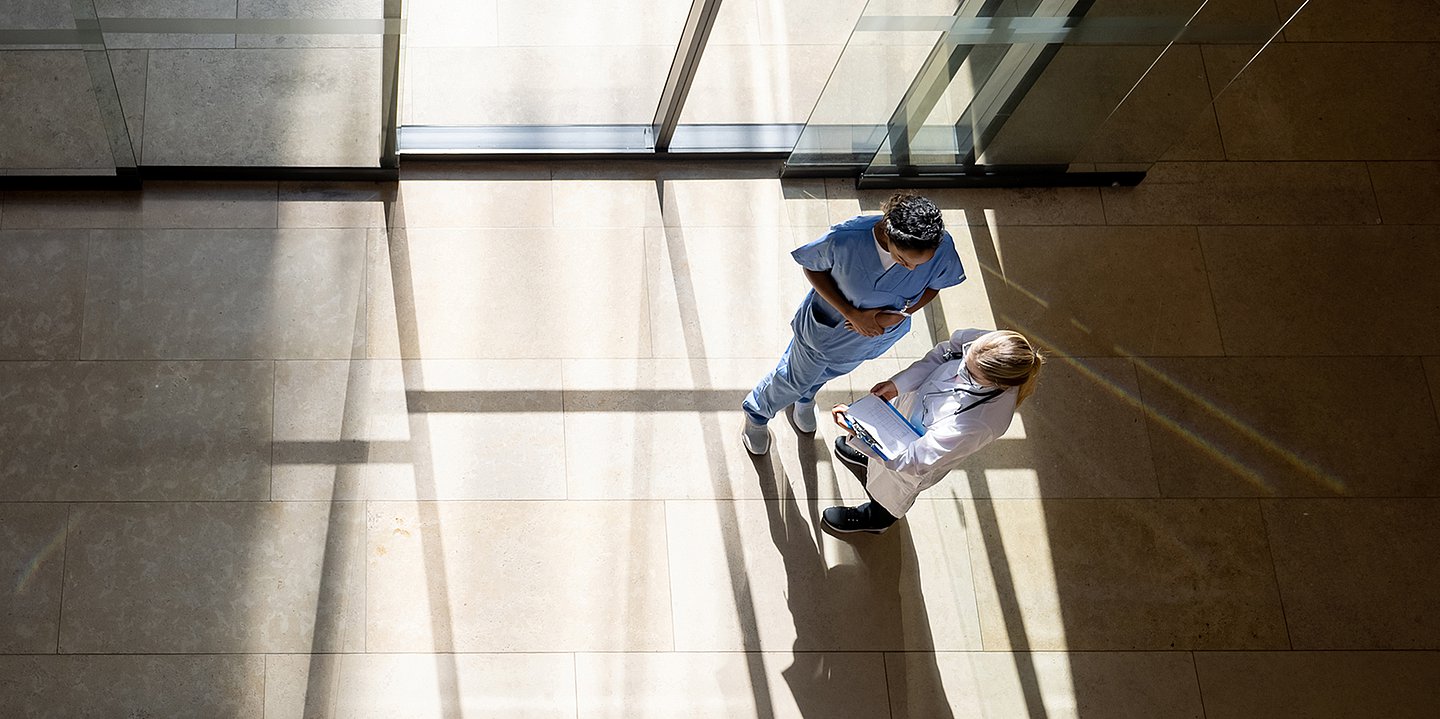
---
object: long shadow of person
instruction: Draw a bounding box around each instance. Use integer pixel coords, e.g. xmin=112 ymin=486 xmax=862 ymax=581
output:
xmin=754 ymin=433 xmax=957 ymax=719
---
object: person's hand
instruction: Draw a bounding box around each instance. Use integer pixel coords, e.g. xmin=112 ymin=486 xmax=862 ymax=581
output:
xmin=842 ymin=308 xmax=886 ymax=336
xmin=870 ymin=381 xmax=898 ymax=401
xmin=876 ymin=311 xmax=907 ymax=330
xmin=831 ymin=404 xmax=855 ymax=435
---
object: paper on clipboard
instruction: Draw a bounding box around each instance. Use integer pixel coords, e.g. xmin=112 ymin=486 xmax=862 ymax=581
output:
xmin=844 ymin=394 xmax=923 ymax=461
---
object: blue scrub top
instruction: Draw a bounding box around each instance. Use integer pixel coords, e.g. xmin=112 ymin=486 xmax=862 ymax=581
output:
xmin=789 ymin=214 xmax=966 ymax=362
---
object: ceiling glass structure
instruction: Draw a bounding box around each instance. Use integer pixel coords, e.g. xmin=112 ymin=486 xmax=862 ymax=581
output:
xmin=0 ymin=0 xmax=1300 ymax=184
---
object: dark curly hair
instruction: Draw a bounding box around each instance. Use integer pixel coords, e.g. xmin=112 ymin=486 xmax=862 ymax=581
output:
xmin=880 ymin=192 xmax=945 ymax=251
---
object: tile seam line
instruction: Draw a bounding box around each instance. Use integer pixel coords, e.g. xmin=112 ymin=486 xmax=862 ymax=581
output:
xmin=1125 ymin=356 xmax=1165 ymax=498
xmin=1422 ymin=356 xmax=1440 ymax=439
xmin=1255 ymin=500 xmax=1295 ymax=650
xmin=1192 ymin=649 xmax=1210 ymax=719
xmin=1363 ymin=161 xmax=1386 ymax=225
xmin=77 ymin=230 xmax=92 ymax=361
xmin=1192 ymin=226 xmax=1228 ymax=358
xmin=54 ymin=504 xmax=73 ymax=654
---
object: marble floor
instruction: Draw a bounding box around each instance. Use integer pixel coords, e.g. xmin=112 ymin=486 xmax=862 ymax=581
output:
xmin=2 ymin=156 xmax=1438 ymax=716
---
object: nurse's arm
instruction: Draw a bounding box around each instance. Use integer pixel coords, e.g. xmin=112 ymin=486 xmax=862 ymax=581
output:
xmin=904 ymin=287 xmax=940 ymax=315
xmin=802 ymin=268 xmax=884 ymax=336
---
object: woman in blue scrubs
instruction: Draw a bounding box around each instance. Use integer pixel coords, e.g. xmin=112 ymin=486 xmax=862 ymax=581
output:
xmin=742 ymin=192 xmax=965 ymax=454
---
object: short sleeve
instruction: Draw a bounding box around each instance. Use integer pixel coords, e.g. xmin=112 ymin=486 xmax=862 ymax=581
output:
xmin=925 ymin=233 xmax=966 ymax=290
xmin=790 ymin=233 xmax=836 ymax=272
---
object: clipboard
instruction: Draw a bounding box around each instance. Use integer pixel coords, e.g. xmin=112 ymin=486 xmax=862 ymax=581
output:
xmin=841 ymin=394 xmax=924 ymax=461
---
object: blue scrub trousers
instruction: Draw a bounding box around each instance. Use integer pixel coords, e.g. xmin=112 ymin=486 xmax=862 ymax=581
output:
xmin=743 ymin=336 xmax=863 ymax=424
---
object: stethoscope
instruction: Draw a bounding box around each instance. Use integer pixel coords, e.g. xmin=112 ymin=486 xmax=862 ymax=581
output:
xmin=923 ymin=342 xmax=1006 ymax=417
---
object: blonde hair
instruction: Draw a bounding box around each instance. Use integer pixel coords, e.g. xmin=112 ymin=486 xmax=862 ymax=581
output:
xmin=972 ymin=330 xmax=1046 ymax=406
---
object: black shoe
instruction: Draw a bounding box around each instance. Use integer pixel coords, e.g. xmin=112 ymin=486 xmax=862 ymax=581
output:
xmin=833 ymin=436 xmax=869 ymax=470
xmin=822 ymin=505 xmax=890 ymax=534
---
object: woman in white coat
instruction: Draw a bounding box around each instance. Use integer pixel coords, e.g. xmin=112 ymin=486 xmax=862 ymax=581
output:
xmin=825 ymin=328 xmax=1045 ymax=534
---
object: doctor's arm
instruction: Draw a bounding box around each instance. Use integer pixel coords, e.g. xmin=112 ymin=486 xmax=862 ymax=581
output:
xmin=882 ymin=420 xmax=993 ymax=478
xmin=802 ymin=268 xmax=886 ymax=337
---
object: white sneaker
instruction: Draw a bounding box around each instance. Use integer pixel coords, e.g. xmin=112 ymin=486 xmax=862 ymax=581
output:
xmin=790 ymin=400 xmax=817 ymax=433
xmin=742 ymin=417 xmax=770 ymax=455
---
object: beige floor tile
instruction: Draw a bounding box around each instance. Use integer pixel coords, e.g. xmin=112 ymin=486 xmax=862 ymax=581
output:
xmin=274 ymin=358 xmax=566 ymax=500
xmin=564 ymin=358 xmax=781 ymax=499
xmin=1369 ymin=161 xmax=1440 ymax=225
xmin=0 ymin=183 xmax=278 ymax=230
xmin=0 ymin=504 xmax=67 ymax=653
xmin=887 ymin=651 xmax=1204 ymax=719
xmin=401 ymin=161 xmax=553 ymax=181
xmin=407 ymin=46 xmax=674 ymax=125
xmin=0 ymin=51 xmax=112 ymax=171
xmin=108 ymin=49 xmax=148 ymax=161
xmin=1210 ymin=43 xmax=1440 ymax=160
xmin=553 ymin=179 xmax=663 ymax=228
xmin=363 ymin=227 xmax=402 ymax=358
xmin=921 ymin=357 xmax=1160 ymax=499
xmin=405 ymin=0 xmax=500 ymax=48
xmin=825 ymin=183 xmax=1107 ymax=227
xmin=393 ymin=180 xmax=552 ymax=228
xmin=1263 ymin=499 xmax=1440 ymax=649
xmin=366 ymin=501 xmax=672 ymax=651
xmin=1138 ymin=357 xmax=1440 ymax=497
xmin=144 ymin=48 xmax=381 ymax=166
xmin=984 ymin=44 xmax=1198 ymax=166
xmin=646 ymin=226 xmax=791 ymax=359
xmin=0 ymin=231 xmax=86 ymax=360
xmin=1195 ymin=651 xmax=1440 ymax=719
xmin=965 ymin=499 xmax=1288 ymax=650
xmin=980 ymin=226 xmax=1223 ymax=356
xmin=494 ymin=0 xmax=689 ymax=47
xmin=1201 ymin=225 xmax=1440 ymax=355
xmin=265 ymin=653 xmax=577 ymax=719
xmin=376 ymin=227 xmax=650 ymax=359
xmin=83 ymin=229 xmax=367 ymax=360
xmin=0 ymin=655 xmax=264 ymax=717
xmin=61 ymin=501 xmax=366 ymax=653
xmin=1100 ymin=161 xmax=1380 ymax=224
xmin=1279 ymin=0 xmax=1440 ymax=42
xmin=278 ymin=182 xmax=393 ymax=229
xmin=710 ymin=0 xmax=867 ymax=46
xmin=575 ymin=651 xmax=889 ymax=719
xmin=780 ymin=180 xmax=830 ymax=228
xmin=560 ymin=358 xmax=861 ymax=501
xmin=664 ymin=499 xmax=983 ymax=652
xmin=1072 ymin=44 xmax=1216 ymax=166
xmin=843 ymin=355 xmax=903 ymax=398
xmin=661 ymin=178 xmax=792 ymax=228
xmin=0 ymin=361 xmax=272 ymax=501
xmin=678 ymin=42 xmax=842 ymax=125
xmin=1159 ymin=106 xmax=1226 ymax=162
xmin=1428 ymin=357 xmax=1440 ymax=423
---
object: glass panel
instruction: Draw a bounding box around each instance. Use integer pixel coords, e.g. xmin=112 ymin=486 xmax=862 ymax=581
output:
xmin=0 ymin=0 xmax=129 ymax=176
xmin=95 ymin=0 xmax=391 ymax=167
xmin=672 ymin=0 xmax=869 ymax=146
xmin=788 ymin=0 xmax=1294 ymax=178
xmin=404 ymin=0 xmax=691 ymax=128
xmin=959 ymin=0 xmax=1287 ymax=171
xmin=786 ymin=0 xmax=967 ymax=168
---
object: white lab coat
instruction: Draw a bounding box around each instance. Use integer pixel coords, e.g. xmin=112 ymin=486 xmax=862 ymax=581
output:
xmin=851 ymin=328 xmax=1018 ymax=517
